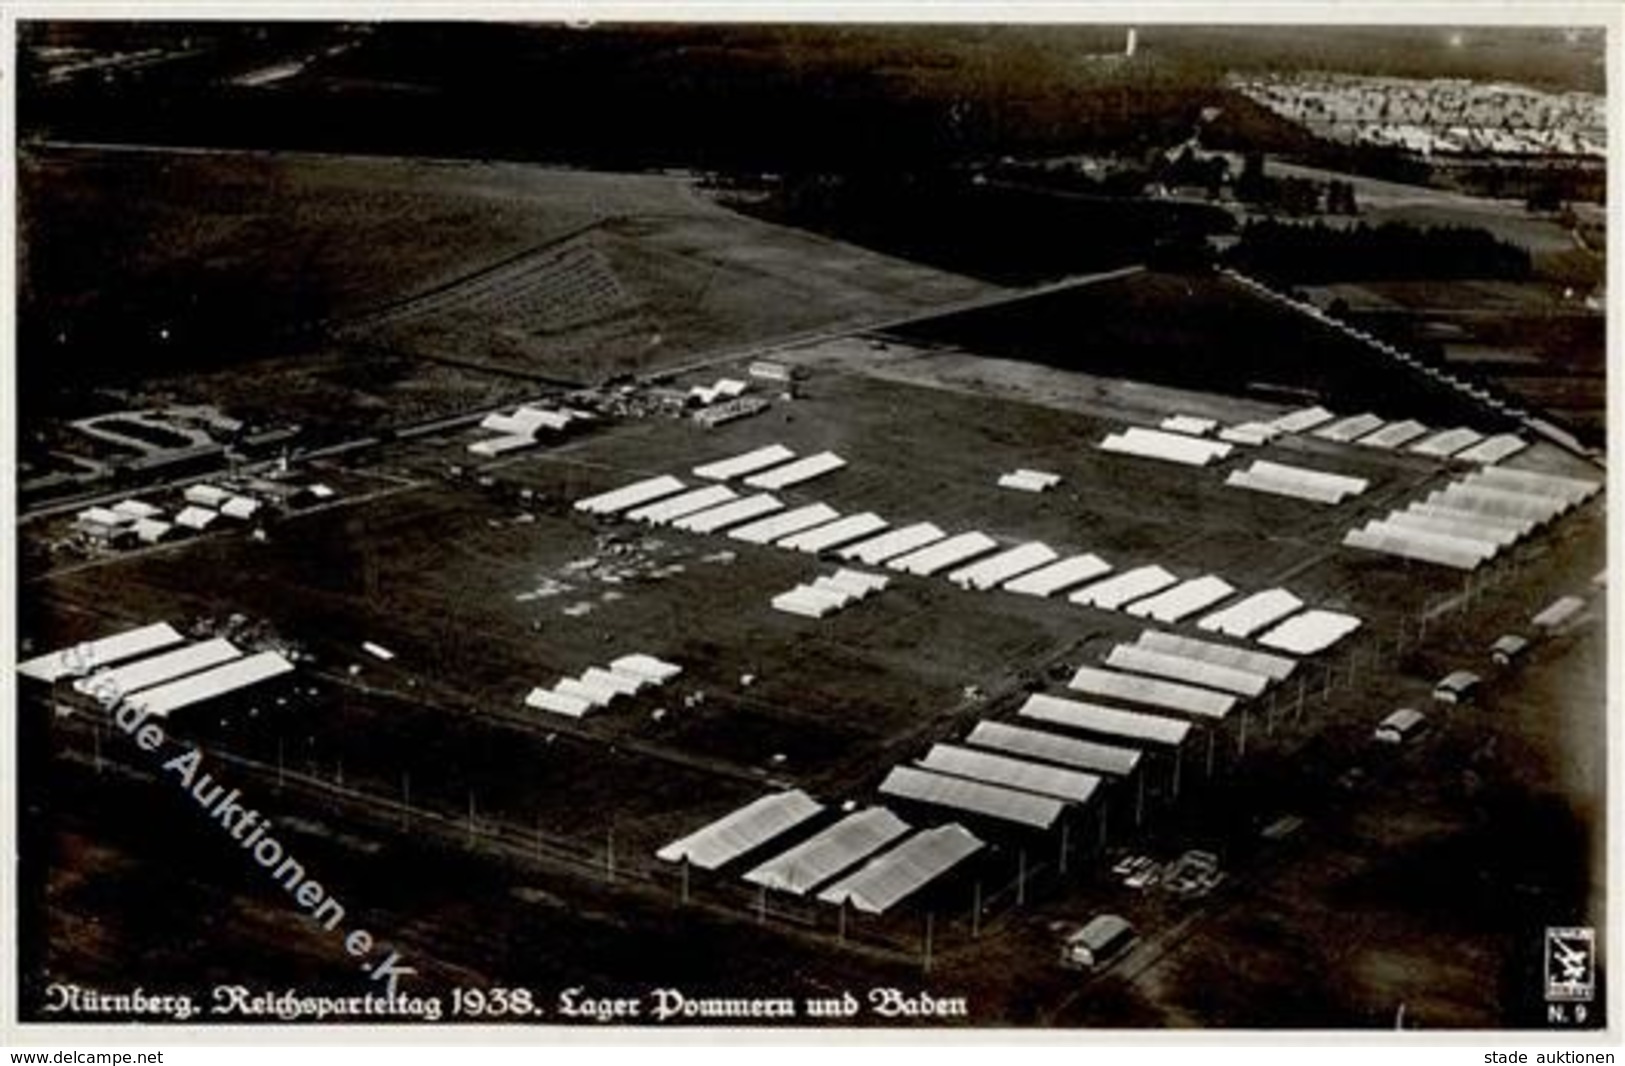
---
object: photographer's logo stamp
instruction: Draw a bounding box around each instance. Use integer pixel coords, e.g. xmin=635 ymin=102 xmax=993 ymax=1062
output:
xmin=1545 ymin=927 xmax=1595 ymax=1003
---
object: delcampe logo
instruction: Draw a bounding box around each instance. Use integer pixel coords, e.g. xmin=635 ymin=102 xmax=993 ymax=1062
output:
xmin=1544 ymin=927 xmax=1595 ymax=1003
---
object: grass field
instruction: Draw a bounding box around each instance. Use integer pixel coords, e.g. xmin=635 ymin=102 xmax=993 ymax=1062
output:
xmin=20 ymin=146 xmax=993 ymax=432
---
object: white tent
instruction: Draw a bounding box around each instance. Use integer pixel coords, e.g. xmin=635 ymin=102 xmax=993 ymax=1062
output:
xmin=1123 ymin=575 xmax=1235 ymax=624
xmin=1226 ymin=460 xmax=1368 ymax=505
xmin=744 ymin=451 xmax=846 ymax=490
xmin=627 ymin=485 xmax=738 ymax=525
xmin=918 ymin=744 xmax=1101 ymax=805
xmin=525 ymin=687 xmax=592 ymax=717
xmin=728 ymin=502 xmax=842 ymax=545
xmin=816 ymin=824 xmax=983 ymax=914
xmin=555 ymin=676 xmax=619 ymax=708
xmin=609 ymin=654 xmax=683 ymax=684
xmin=1314 ymin=413 xmax=1385 ymax=443
xmin=672 ymin=494 xmax=783 ymax=534
xmin=693 ymin=443 xmax=796 ymax=481
xmin=744 ymin=807 xmax=911 ymax=897
xmin=1099 ymin=427 xmax=1232 ymax=466
xmin=1355 ymin=420 xmax=1429 ymax=450
xmin=1431 ymin=485 xmax=1562 ymax=525
xmin=184 ymin=484 xmax=233 ymax=507
xmin=1219 ymin=422 xmax=1281 ymax=446
xmin=1384 ymin=509 xmax=1518 ymax=547
xmin=838 ymin=523 xmax=946 ymax=566
xmin=1018 ymin=692 xmax=1190 ymax=747
xmin=1002 ymin=554 xmax=1112 ymax=597
xmin=1196 ymin=589 xmax=1304 ymax=639
xmin=947 ymin=542 xmax=1059 ymax=591
xmin=1343 ymin=525 xmax=1487 ymax=571
xmin=823 ymin=569 xmax=889 ymax=598
xmin=997 ymin=469 xmax=1062 ymax=493
xmin=1070 ymin=565 xmax=1179 ymax=610
xmin=112 ymin=498 xmax=163 ymax=520
xmin=175 ymin=506 xmax=219 ymax=532
xmin=1411 ymin=427 xmax=1484 ymax=458
xmin=132 ymin=518 xmax=173 ymax=545
xmin=1456 ymin=434 xmax=1527 ymax=465
xmin=124 ymin=651 xmax=294 ymax=718
xmin=72 ymin=638 xmax=241 ymax=700
xmin=1068 ymin=665 xmax=1236 ymax=720
xmin=1270 ymin=405 xmax=1335 ymax=434
xmin=468 ymin=434 xmax=536 ymax=458
xmin=879 ymin=766 xmax=1063 ymax=830
xmin=1409 ymin=501 xmax=1532 ymax=539
xmin=965 ymin=720 xmax=1141 ymax=776
xmin=1256 ymin=610 xmax=1362 ymax=655
xmin=18 ymin=622 xmax=186 ymax=683
xmin=1469 ymin=466 xmax=1598 ymax=505
xmin=656 ymin=790 xmax=825 ymax=870
xmin=221 ymin=496 xmax=262 ymax=520
xmin=887 ymin=531 xmax=999 ymax=577
xmin=772 ymin=586 xmax=847 ymax=618
xmin=574 ymin=475 xmax=687 ymax=516
xmin=1136 ymin=630 xmax=1297 ymax=681
xmin=581 ymin=666 xmax=645 ymax=697
xmin=1160 ymin=414 xmax=1217 ymax=437
xmin=778 ymin=513 xmax=888 ymax=554
xmin=1104 ymin=644 xmax=1269 ymax=698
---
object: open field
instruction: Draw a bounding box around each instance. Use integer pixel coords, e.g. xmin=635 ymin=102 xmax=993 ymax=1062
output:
xmin=881 ymin=270 xmax=1529 ymax=433
xmin=1300 ymin=279 xmax=1605 ymax=446
xmin=19 ymin=146 xmax=992 ymax=430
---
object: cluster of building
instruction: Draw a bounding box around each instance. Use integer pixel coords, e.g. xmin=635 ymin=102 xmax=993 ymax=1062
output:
xmin=72 ymin=479 xmax=336 ymax=550
xmin=1229 ymin=72 xmax=1606 ymax=158
xmin=524 ymin=653 xmax=684 ymax=719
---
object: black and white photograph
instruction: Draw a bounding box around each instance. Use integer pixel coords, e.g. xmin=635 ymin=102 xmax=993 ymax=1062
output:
xmin=3 ymin=6 xmax=1618 ymax=1044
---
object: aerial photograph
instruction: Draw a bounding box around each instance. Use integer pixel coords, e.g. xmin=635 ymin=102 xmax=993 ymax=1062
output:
xmin=6 ymin=16 xmax=1613 ymax=1033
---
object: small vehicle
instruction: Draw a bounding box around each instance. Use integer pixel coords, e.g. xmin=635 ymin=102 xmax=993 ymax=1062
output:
xmin=1060 ymin=914 xmax=1138 ymax=971
xmin=1374 ymin=707 xmax=1427 ymax=744
xmin=1433 ymin=670 xmax=1482 ymax=704
xmin=1490 ymin=634 xmax=1530 ymax=667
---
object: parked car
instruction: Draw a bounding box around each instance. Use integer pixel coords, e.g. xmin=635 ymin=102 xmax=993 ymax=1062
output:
xmin=1490 ymin=634 xmax=1531 ymax=667
xmin=1374 ymin=707 xmax=1427 ymax=744
xmin=1060 ymin=914 xmax=1138 ymax=970
xmin=1434 ymin=670 xmax=1482 ymax=704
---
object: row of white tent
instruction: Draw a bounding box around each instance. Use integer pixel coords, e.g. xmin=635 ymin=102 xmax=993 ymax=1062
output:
xmin=691 ymin=443 xmax=848 ymax=490
xmin=576 ymin=467 xmax=1362 ymax=654
xmin=1269 ymin=404 xmax=1528 ymax=465
xmin=656 ymin=789 xmax=985 ymax=915
xmin=469 ymin=404 xmax=590 ymax=458
xmin=1343 ymin=465 xmax=1601 ymax=572
xmin=868 ymin=626 xmax=1328 ymax=833
xmin=524 ymin=653 xmax=683 ymax=718
xmin=18 ymin=621 xmax=295 ymax=718
xmin=771 ymin=568 xmax=889 ymax=619
xmin=1114 ymin=415 xmax=1373 ymax=507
